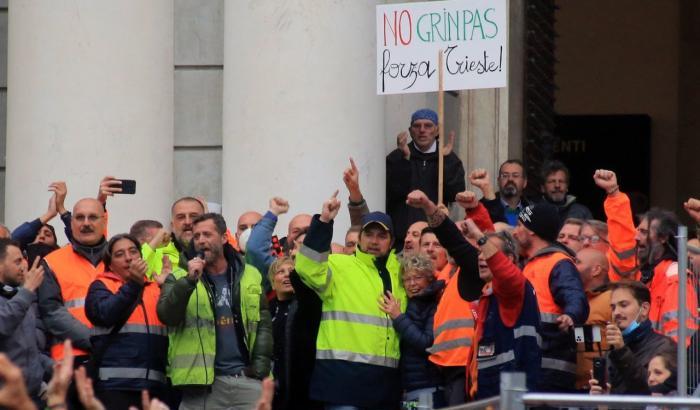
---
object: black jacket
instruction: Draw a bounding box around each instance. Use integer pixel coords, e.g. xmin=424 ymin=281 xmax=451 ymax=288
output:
xmin=393 ymin=280 xmax=445 ymax=392
xmin=541 ymin=194 xmax=593 ymax=224
xmin=609 ymin=319 xmax=676 ymax=395
xmin=271 ymin=271 xmax=323 ymax=410
xmin=480 ymin=192 xmax=533 ymax=227
xmin=386 ymin=142 xmax=465 ymax=249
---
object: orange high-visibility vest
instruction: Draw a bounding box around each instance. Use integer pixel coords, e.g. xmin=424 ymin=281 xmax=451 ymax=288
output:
xmin=648 ymin=260 xmax=698 ymax=346
xmin=93 ymin=273 xmax=165 ymax=343
xmin=522 ymin=252 xmax=571 ymax=323
xmin=435 ymin=262 xmax=458 ymax=284
xmin=429 ymin=268 xmax=476 ymax=367
xmin=44 ymin=245 xmax=105 ymax=359
xmin=95 ymin=273 xmax=164 ymax=328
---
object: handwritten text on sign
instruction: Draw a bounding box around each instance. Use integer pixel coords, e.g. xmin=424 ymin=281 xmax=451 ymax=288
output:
xmin=376 ymin=0 xmax=507 ymax=95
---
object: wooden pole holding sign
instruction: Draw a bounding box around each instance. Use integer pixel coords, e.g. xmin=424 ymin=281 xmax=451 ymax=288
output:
xmin=437 ymin=49 xmax=444 ymax=206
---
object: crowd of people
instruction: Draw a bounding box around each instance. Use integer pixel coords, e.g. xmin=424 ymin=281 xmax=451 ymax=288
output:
xmin=0 ymin=108 xmax=698 ymax=410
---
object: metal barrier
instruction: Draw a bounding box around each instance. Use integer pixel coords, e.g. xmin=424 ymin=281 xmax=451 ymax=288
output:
xmin=445 ymin=373 xmax=700 ymax=410
xmin=444 ymin=226 xmax=700 ymax=408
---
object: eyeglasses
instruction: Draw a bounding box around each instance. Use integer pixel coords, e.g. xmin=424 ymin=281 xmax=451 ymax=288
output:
xmin=581 ymin=234 xmax=608 ymax=244
xmin=402 ymin=275 xmax=427 ymax=284
xmin=499 ymin=173 xmax=522 ymax=180
xmin=73 ymin=214 xmax=102 ymax=223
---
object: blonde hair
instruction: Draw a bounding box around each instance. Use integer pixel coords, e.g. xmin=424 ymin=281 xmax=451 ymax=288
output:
xmin=268 ymin=257 xmax=294 ymax=284
xmin=400 ymin=253 xmax=434 ymax=279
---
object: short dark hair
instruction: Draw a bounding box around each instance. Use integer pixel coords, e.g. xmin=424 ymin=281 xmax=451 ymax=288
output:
xmin=40 ymin=224 xmax=57 ymax=242
xmin=193 ymin=213 xmax=227 ymax=235
xmin=499 ymin=159 xmax=527 ymax=179
xmin=541 ymin=160 xmax=570 ymax=183
xmin=0 ymin=238 xmax=21 ymax=261
xmin=609 ymin=280 xmax=651 ymax=305
xmin=129 ymin=220 xmax=163 ymax=242
xmin=170 ymin=196 xmax=205 ymax=215
xmin=103 ymin=233 xmax=142 ymax=267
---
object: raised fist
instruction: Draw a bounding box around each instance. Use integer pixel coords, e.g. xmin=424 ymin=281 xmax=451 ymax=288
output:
xmin=406 ymin=190 xmax=431 ymax=209
xmin=684 ymin=198 xmax=700 ymax=224
xmin=455 ymin=191 xmax=478 ymax=210
xmin=269 ymin=197 xmax=289 ymax=216
xmin=593 ymin=170 xmax=619 ymax=194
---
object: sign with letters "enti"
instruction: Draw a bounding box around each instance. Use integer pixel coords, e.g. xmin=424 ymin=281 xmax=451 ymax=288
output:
xmin=376 ymin=0 xmax=507 ymax=95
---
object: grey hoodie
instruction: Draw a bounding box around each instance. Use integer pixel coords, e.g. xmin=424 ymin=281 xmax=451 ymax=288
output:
xmin=0 ymin=287 xmax=52 ymax=397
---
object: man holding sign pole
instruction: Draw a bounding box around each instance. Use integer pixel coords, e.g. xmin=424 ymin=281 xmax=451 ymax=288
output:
xmin=386 ymin=108 xmax=465 ymax=251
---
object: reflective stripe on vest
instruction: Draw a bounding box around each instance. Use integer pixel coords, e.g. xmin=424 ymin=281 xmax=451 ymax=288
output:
xmin=99 ymin=367 xmax=166 ymax=383
xmin=540 ymin=312 xmax=560 ymax=324
xmin=429 ymin=270 xmax=476 ymax=366
xmin=167 ymin=264 xmax=264 ymax=386
xmin=92 ymin=323 xmax=167 ymax=337
xmin=169 ymin=353 xmax=217 ymax=371
xmin=541 ymin=357 xmax=577 ymax=374
xmin=322 ymin=311 xmax=391 ymax=328
xmin=435 ymin=319 xmax=476 ymax=337
xmin=513 ymin=325 xmax=542 ymax=347
xmin=522 ymin=251 xmax=571 ymax=317
xmin=478 ymin=349 xmax=514 ymax=370
xmin=476 ymin=325 xmax=542 ymax=371
xmin=45 ymin=245 xmax=105 ymax=359
xmin=427 ymin=338 xmax=473 ymax=354
xmin=64 ymin=298 xmax=85 ymax=309
xmin=316 ymin=349 xmax=399 ymax=368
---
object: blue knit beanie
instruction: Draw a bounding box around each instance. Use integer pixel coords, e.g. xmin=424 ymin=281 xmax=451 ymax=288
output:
xmin=410 ymin=109 xmax=438 ymax=126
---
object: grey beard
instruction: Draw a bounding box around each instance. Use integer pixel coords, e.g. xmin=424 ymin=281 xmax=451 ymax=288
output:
xmin=502 ymin=185 xmax=518 ymax=198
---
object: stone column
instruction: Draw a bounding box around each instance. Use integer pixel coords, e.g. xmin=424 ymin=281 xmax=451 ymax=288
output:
xmin=458 ymin=0 xmax=525 ymax=188
xmin=222 ymin=1 xmax=384 ymax=240
xmin=5 ymin=1 xmax=174 ymax=236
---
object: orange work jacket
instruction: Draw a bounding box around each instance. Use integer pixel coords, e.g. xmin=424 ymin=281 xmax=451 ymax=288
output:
xmin=44 ymin=245 xmax=105 ymax=359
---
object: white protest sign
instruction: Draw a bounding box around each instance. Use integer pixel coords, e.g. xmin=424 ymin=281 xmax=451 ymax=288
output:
xmin=376 ymin=0 xmax=507 ymax=95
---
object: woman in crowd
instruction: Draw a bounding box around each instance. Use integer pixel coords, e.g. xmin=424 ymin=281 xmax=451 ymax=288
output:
xmin=85 ymin=233 xmax=169 ymax=409
xmin=380 ymin=253 xmax=446 ymax=409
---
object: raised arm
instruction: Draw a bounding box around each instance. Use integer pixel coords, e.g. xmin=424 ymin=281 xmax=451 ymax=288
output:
xmin=406 ymin=190 xmax=484 ymax=301
xmin=246 ymin=197 xmax=288 ymax=283
xmin=343 ymin=157 xmax=369 ymax=226
xmin=295 ymin=191 xmax=340 ymax=298
xmin=595 ymin=170 xmax=639 ymax=281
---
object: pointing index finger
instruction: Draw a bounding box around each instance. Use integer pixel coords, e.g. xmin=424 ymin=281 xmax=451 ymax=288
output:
xmin=331 ymin=190 xmax=339 ymax=199
xmin=349 ymin=157 xmax=358 ymax=172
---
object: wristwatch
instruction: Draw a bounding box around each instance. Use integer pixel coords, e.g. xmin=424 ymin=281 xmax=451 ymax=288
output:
xmin=477 ymin=236 xmax=489 ymax=246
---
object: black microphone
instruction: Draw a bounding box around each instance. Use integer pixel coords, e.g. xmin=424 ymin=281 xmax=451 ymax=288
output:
xmin=194 ymin=250 xmax=205 ymax=277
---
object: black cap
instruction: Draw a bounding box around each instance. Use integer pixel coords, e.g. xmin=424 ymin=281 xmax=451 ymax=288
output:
xmin=518 ymin=203 xmax=560 ymax=242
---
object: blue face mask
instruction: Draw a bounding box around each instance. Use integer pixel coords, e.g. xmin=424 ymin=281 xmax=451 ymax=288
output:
xmin=621 ymin=307 xmax=643 ymax=336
